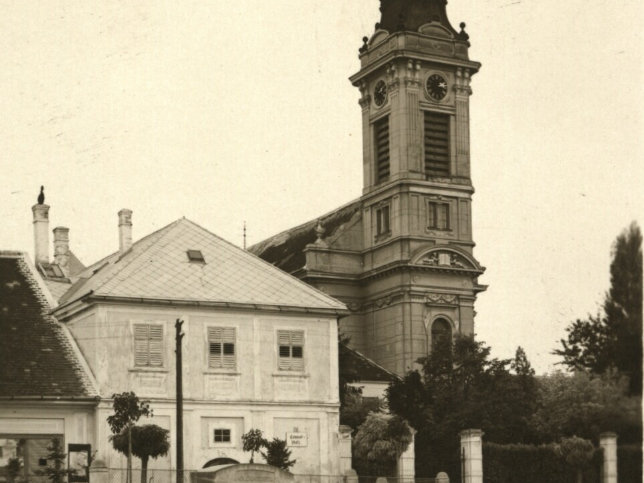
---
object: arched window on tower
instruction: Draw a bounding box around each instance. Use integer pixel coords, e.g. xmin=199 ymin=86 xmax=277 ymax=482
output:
xmin=431 ymin=318 xmax=452 ymax=350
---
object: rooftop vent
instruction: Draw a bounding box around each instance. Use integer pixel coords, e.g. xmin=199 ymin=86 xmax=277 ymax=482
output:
xmin=187 ymin=250 xmax=205 ymax=263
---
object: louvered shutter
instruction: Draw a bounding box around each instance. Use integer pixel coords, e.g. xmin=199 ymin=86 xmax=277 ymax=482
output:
xmin=290 ymin=331 xmax=304 ymax=371
xmin=208 ymin=327 xmax=236 ymax=369
xmin=277 ymin=330 xmax=304 ymax=371
xmin=134 ymin=324 xmax=149 ymax=366
xmin=424 ymin=112 xmax=450 ymax=177
xmin=374 ymin=117 xmax=390 ymax=183
xmin=148 ymin=325 xmax=163 ymax=367
xmin=278 ymin=331 xmax=291 ymax=370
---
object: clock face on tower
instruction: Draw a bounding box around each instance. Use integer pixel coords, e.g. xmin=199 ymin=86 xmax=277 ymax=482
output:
xmin=426 ymin=74 xmax=448 ymax=101
xmin=373 ymin=80 xmax=387 ymax=107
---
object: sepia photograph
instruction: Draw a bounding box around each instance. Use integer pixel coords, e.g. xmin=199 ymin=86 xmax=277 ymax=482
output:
xmin=0 ymin=1 xmax=641 ymax=481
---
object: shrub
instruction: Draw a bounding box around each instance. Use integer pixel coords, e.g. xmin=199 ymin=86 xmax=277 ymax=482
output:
xmin=618 ymin=445 xmax=642 ymax=483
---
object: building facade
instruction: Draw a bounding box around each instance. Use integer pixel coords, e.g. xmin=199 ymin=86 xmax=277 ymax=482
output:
xmin=251 ymin=0 xmax=486 ymax=376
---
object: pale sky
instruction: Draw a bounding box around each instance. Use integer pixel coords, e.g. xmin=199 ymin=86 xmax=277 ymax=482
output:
xmin=0 ymin=1 xmax=642 ymax=374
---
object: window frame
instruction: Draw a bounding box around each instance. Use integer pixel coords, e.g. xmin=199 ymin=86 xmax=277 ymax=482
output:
xmin=277 ymin=330 xmax=305 ymax=372
xmin=207 ymin=326 xmax=236 ymax=370
xmin=375 ymin=204 xmax=391 ymax=237
xmin=133 ymin=323 xmax=164 ymax=368
xmin=213 ymin=428 xmax=231 ymax=444
xmin=373 ymin=115 xmax=390 ymax=184
xmin=427 ymin=201 xmax=451 ymax=231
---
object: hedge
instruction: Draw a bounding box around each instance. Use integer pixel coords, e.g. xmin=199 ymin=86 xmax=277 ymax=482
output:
xmin=483 ymin=442 xmax=602 ymax=483
xmin=617 ymin=445 xmax=642 ymax=483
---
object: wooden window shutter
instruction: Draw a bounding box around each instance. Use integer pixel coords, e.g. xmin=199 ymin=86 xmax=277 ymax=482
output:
xmin=148 ymin=325 xmax=163 ymax=367
xmin=277 ymin=330 xmax=304 ymax=371
xmin=374 ymin=116 xmax=390 ymax=183
xmin=424 ymin=111 xmax=450 ymax=177
xmin=208 ymin=327 xmax=236 ymax=369
xmin=134 ymin=324 xmax=149 ymax=366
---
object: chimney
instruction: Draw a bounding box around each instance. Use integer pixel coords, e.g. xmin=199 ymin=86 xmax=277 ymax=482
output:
xmin=53 ymin=226 xmax=70 ymax=270
xmin=32 ymin=203 xmax=50 ymax=265
xmin=118 ymin=209 xmax=133 ymax=254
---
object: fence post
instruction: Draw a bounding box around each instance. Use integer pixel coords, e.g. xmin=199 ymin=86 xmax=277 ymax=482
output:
xmin=89 ymin=459 xmax=108 ymax=483
xmin=338 ymin=425 xmax=353 ymax=475
xmin=344 ymin=469 xmax=358 ymax=483
xmin=460 ymin=429 xmax=483 ymax=483
xmin=599 ymin=432 xmax=618 ymax=483
xmin=397 ymin=427 xmax=415 ymax=480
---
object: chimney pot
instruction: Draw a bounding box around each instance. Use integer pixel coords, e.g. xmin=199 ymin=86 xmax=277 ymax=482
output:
xmin=118 ymin=209 xmax=133 ymax=254
xmin=32 ymin=203 xmax=50 ymax=265
xmin=53 ymin=226 xmax=70 ymax=270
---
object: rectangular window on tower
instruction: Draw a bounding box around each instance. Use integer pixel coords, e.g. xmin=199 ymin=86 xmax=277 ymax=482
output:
xmin=134 ymin=323 xmax=164 ymax=367
xmin=376 ymin=205 xmax=390 ymax=236
xmin=424 ymin=111 xmax=450 ymax=177
xmin=428 ymin=202 xmax=450 ymax=231
xmin=374 ymin=116 xmax=390 ymax=183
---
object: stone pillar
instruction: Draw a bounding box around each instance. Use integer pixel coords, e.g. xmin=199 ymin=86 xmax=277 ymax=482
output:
xmin=599 ymin=432 xmax=617 ymax=483
xmin=435 ymin=472 xmax=450 ymax=483
xmin=32 ymin=203 xmax=50 ymax=265
xmin=397 ymin=428 xmax=415 ymax=480
xmin=53 ymin=226 xmax=70 ymax=271
xmin=118 ymin=209 xmax=133 ymax=254
xmin=344 ymin=469 xmax=358 ymax=483
xmin=460 ymin=429 xmax=483 ymax=483
xmin=338 ymin=425 xmax=353 ymax=475
xmin=89 ymin=459 xmax=108 ymax=483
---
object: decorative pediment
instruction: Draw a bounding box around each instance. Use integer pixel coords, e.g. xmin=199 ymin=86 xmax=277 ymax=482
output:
xmin=411 ymin=248 xmax=481 ymax=272
xmin=369 ymin=29 xmax=390 ymax=48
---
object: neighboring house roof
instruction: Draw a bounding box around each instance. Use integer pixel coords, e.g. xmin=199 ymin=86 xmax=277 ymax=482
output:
xmin=36 ymin=251 xmax=86 ymax=304
xmin=58 ymin=218 xmax=347 ymax=313
xmin=0 ymin=252 xmax=97 ymax=398
xmin=339 ymin=343 xmax=399 ymax=383
xmin=249 ymin=199 xmax=362 ymax=274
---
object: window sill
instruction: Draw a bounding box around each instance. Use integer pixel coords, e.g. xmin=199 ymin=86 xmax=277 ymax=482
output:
xmin=374 ymin=231 xmax=391 ymax=242
xmin=128 ymin=367 xmax=168 ymax=373
xmin=203 ymin=370 xmax=240 ymax=376
xmin=272 ymin=372 xmax=309 ymax=378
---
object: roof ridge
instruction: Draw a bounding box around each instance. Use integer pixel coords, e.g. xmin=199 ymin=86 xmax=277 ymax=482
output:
xmin=180 ymin=218 xmax=346 ymax=309
xmin=342 ymin=343 xmax=400 ymax=380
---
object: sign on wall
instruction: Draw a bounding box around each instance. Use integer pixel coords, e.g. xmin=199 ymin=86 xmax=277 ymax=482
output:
xmin=286 ymin=432 xmax=308 ymax=447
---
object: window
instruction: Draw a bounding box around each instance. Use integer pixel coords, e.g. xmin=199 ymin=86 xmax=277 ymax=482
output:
xmin=134 ymin=324 xmax=163 ymax=367
xmin=277 ymin=330 xmax=304 ymax=371
xmin=187 ymin=249 xmax=205 ymax=263
xmin=376 ymin=205 xmax=390 ymax=236
xmin=213 ymin=429 xmax=231 ymax=443
xmin=208 ymin=327 xmax=236 ymax=369
xmin=374 ymin=116 xmax=390 ymax=183
xmin=431 ymin=318 xmax=452 ymax=349
xmin=424 ymin=111 xmax=450 ymax=177
xmin=428 ymin=202 xmax=450 ymax=230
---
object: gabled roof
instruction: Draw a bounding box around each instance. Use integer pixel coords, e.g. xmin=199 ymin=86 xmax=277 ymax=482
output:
xmin=249 ymin=199 xmax=362 ymax=274
xmin=0 ymin=252 xmax=97 ymax=398
xmin=58 ymin=218 xmax=346 ymax=313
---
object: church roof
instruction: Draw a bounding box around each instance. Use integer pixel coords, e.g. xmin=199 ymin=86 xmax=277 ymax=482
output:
xmin=0 ymin=252 xmax=97 ymax=398
xmin=340 ymin=343 xmax=399 ymax=383
xmin=249 ymin=199 xmax=362 ymax=274
xmin=57 ymin=218 xmax=346 ymax=314
xmin=377 ymin=0 xmax=460 ymax=36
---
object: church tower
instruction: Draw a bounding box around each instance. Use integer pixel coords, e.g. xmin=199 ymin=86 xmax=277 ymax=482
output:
xmin=251 ymin=0 xmax=486 ymax=375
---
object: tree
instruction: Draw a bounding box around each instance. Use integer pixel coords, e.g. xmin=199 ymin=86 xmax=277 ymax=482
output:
xmin=529 ymin=370 xmax=641 ymax=444
xmin=37 ymin=438 xmax=74 ymax=483
xmin=555 ymin=222 xmax=642 ymax=394
xmin=111 ymin=425 xmax=169 ymax=483
xmin=106 ymin=392 xmax=152 ymax=483
xmin=352 ymin=413 xmax=412 ymax=477
xmin=386 ymin=335 xmax=539 ymax=477
xmin=241 ymin=429 xmax=266 ymax=464
xmin=260 ymin=438 xmax=296 ymax=471
xmin=557 ymin=436 xmax=595 ymax=483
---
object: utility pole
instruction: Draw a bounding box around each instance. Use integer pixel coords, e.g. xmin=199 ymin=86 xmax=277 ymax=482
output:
xmin=175 ymin=319 xmax=184 ymax=483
